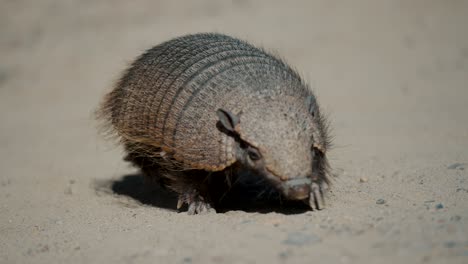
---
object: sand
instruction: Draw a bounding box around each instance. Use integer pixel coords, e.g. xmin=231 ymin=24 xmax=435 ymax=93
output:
xmin=1 ymin=0 xmax=467 ymax=263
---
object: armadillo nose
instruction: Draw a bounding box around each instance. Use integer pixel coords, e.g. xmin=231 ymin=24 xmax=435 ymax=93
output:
xmin=282 ymin=178 xmax=311 ymax=200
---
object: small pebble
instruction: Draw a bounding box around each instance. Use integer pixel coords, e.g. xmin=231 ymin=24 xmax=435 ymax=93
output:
xmin=38 ymin=244 xmax=49 ymax=253
xmin=444 ymin=241 xmax=456 ymax=248
xmin=376 ymin=199 xmax=386 ymax=205
xmin=0 ymin=70 xmax=8 ymax=85
xmin=422 ymin=255 xmax=431 ymax=262
xmin=263 ymin=218 xmax=283 ymax=227
xmin=359 ymin=177 xmax=368 ymax=183
xmin=447 ymin=163 xmax=466 ymax=170
xmin=450 ymin=215 xmax=461 ymax=221
xmin=283 ymin=232 xmax=321 ymax=246
xmin=64 ymin=187 xmax=73 ymax=195
xmin=278 ymin=251 xmax=291 ymax=259
xmin=435 ymin=203 xmax=444 ymax=209
xmin=1 ymin=179 xmax=11 ymax=187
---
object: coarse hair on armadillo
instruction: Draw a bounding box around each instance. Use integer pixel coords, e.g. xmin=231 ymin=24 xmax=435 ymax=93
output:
xmin=96 ymin=33 xmax=332 ymax=176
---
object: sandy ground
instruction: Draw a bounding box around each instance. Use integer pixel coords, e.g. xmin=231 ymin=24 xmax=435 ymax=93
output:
xmin=1 ymin=0 xmax=468 ymax=263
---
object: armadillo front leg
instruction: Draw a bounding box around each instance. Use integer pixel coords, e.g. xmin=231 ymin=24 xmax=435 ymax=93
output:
xmin=177 ymin=189 xmax=215 ymax=215
xmin=309 ymin=181 xmax=326 ymax=210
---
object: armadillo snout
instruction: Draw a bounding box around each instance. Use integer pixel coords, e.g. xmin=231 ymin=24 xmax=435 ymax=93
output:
xmin=281 ymin=178 xmax=311 ymax=200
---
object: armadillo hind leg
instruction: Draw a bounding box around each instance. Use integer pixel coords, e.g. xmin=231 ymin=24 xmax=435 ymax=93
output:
xmin=177 ymin=189 xmax=215 ymax=215
xmin=165 ymin=170 xmax=217 ymax=214
xmin=125 ymin=146 xmax=215 ymax=214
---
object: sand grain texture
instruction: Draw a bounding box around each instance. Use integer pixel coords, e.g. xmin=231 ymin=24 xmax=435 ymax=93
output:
xmin=1 ymin=1 xmax=467 ymax=263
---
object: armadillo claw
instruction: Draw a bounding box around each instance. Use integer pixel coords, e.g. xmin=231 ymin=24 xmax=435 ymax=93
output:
xmin=177 ymin=197 xmax=184 ymax=209
xmin=177 ymin=192 xmax=215 ymax=215
xmin=309 ymin=182 xmax=325 ymax=210
xmin=187 ymin=200 xmax=215 ymax=215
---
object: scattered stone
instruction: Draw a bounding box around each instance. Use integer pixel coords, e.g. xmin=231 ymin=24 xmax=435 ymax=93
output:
xmin=182 ymin=257 xmax=192 ymax=263
xmin=422 ymin=255 xmax=431 ymax=262
xmin=424 ymin=200 xmax=435 ymax=203
xmin=447 ymin=163 xmax=466 ymax=170
xmin=450 ymin=215 xmax=461 ymax=221
xmin=25 ymin=248 xmax=34 ymax=256
xmin=371 ymin=242 xmax=384 ymax=248
xmin=283 ymin=232 xmax=321 ymax=246
xmin=444 ymin=241 xmax=456 ymax=248
xmin=1 ymin=179 xmax=11 ymax=187
xmin=355 ymin=229 xmax=366 ymax=235
xmin=0 ymin=69 xmax=9 ymax=86
xmin=435 ymin=203 xmax=444 ymax=209
xmin=263 ymin=218 xmax=283 ymax=227
xmin=37 ymin=244 xmax=49 ymax=253
xmin=359 ymin=177 xmax=368 ymax=183
xmin=64 ymin=186 xmax=73 ymax=195
xmin=239 ymin=219 xmax=252 ymax=225
xmin=376 ymin=199 xmax=386 ymax=205
xmin=278 ymin=251 xmax=291 ymax=260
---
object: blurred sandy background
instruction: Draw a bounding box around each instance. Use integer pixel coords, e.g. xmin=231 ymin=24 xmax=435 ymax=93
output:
xmin=1 ymin=0 xmax=467 ymax=263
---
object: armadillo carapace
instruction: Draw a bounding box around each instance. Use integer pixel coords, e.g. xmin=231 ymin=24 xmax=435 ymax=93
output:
xmin=98 ymin=33 xmax=331 ymax=214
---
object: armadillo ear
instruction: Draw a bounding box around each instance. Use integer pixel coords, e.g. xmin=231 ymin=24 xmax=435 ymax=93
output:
xmin=216 ymin=108 xmax=239 ymax=132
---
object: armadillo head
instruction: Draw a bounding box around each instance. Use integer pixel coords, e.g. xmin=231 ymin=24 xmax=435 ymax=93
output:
xmin=216 ymin=95 xmax=330 ymax=207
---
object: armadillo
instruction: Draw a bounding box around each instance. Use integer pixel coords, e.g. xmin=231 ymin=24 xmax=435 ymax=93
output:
xmin=98 ymin=33 xmax=331 ymax=214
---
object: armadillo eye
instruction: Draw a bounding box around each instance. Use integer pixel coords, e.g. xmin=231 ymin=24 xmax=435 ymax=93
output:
xmin=247 ymin=147 xmax=261 ymax=161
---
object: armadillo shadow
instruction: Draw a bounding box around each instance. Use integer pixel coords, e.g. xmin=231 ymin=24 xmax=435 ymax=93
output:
xmin=94 ymin=174 xmax=310 ymax=215
xmin=93 ymin=174 xmax=177 ymax=211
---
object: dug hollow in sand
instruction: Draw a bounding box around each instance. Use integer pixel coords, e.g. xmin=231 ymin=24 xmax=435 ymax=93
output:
xmin=97 ymin=33 xmax=332 ymax=214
